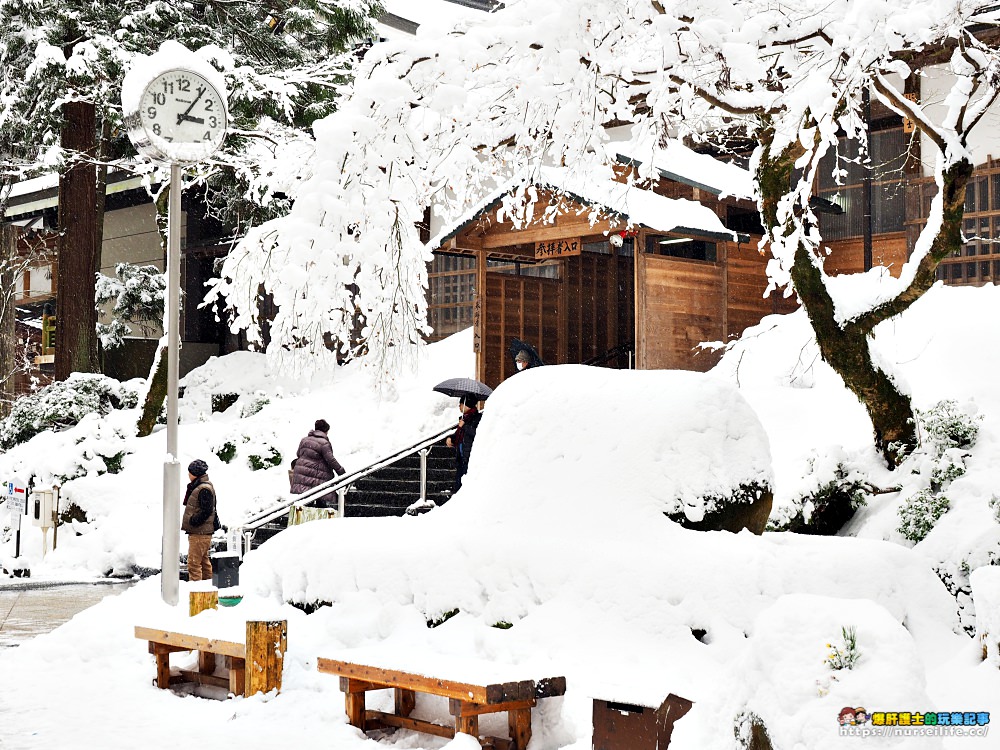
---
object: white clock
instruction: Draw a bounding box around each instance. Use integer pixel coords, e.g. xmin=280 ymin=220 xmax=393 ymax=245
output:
xmin=124 ymin=68 xmax=228 ymax=163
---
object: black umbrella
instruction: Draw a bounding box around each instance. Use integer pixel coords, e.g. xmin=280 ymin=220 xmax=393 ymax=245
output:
xmin=433 ymin=377 xmax=493 ymax=400
xmin=508 ymin=338 xmax=545 ymax=368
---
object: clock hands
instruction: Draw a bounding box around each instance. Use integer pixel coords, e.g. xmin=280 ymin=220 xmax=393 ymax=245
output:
xmin=176 ymin=85 xmax=206 ymax=126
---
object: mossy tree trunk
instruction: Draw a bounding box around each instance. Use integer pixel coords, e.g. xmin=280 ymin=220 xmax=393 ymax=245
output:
xmin=757 ymin=126 xmax=972 ymax=467
xmin=135 ymin=186 xmax=172 ymax=438
xmin=0 ymin=223 xmax=18 ymax=418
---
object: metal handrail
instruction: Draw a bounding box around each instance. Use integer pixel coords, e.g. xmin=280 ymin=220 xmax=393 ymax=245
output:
xmin=238 ymin=423 xmax=456 ymax=535
xmin=582 ymin=342 xmax=634 ymax=367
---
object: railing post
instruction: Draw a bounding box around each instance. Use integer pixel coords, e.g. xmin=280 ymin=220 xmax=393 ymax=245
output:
xmin=419 ymin=448 xmax=429 ymax=503
xmin=337 ymin=487 xmax=346 ymax=518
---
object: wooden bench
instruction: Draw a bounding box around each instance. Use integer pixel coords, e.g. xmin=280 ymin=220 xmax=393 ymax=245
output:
xmin=318 ymin=656 xmax=566 ymax=750
xmin=135 ymin=617 xmax=286 ymax=698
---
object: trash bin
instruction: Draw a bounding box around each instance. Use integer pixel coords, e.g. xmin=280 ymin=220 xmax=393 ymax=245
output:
xmin=592 ymin=693 xmax=693 ymax=750
xmin=210 ymin=551 xmax=240 ymax=589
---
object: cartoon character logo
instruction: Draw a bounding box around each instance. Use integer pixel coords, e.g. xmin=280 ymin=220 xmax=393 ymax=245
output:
xmin=854 ymin=708 xmax=869 ymax=725
xmin=839 ymin=707 xmax=857 ymax=726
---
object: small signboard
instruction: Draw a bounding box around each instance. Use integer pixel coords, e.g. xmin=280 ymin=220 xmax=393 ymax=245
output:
xmin=6 ymin=477 xmax=28 ymax=531
xmin=6 ymin=478 xmax=28 ymax=515
xmin=535 ymin=237 xmax=581 ymax=259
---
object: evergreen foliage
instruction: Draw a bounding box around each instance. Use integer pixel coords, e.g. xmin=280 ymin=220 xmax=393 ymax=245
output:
xmin=95 ymin=263 xmax=166 ymax=349
xmin=0 ymin=374 xmax=139 ymax=449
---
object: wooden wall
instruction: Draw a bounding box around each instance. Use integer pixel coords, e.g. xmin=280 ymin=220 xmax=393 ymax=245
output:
xmin=823 ymin=234 xmax=908 ymax=276
xmin=481 ymin=273 xmax=560 ymax=388
xmin=562 ymin=253 xmax=633 ymax=367
xmin=635 ymin=253 xmax=724 ymax=372
xmin=726 ymin=240 xmax=799 ymax=335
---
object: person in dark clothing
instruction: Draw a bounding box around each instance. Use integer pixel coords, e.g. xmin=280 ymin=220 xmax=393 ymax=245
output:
xmin=181 ymin=458 xmax=217 ymax=582
xmin=446 ymin=394 xmax=482 ymax=493
xmin=290 ymin=419 xmax=346 ymax=502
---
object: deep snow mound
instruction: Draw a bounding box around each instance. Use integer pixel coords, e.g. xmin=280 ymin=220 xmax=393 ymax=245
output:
xmin=455 ymin=365 xmax=773 ymax=525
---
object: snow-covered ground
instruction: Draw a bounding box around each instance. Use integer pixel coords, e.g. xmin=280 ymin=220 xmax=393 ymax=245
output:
xmin=1 ymin=283 xmax=999 ymax=749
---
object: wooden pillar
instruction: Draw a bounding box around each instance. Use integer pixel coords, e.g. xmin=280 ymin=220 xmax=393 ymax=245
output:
xmin=509 ymin=707 xmax=532 ymax=750
xmin=229 ymin=657 xmax=246 ymax=697
xmin=245 ymin=620 xmax=286 ymax=696
xmin=395 ymin=687 xmax=416 ymax=717
xmin=474 ymin=247 xmax=487 ymax=383
xmin=634 ymin=234 xmax=646 ymax=370
xmin=344 ymin=688 xmax=366 ymax=728
xmin=154 ymin=647 xmax=171 ymax=689
xmin=455 ymin=712 xmax=479 ymax=738
xmin=189 ymin=590 xmax=218 ymax=616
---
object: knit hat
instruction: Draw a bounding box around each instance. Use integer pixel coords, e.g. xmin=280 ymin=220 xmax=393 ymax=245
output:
xmin=514 ymin=350 xmax=530 ymax=364
xmin=315 ymin=418 xmax=330 ymax=433
xmin=188 ymin=459 xmax=209 ymax=477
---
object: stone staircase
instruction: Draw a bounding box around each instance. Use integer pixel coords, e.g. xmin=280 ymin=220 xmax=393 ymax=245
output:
xmin=245 ymin=433 xmax=456 ymax=550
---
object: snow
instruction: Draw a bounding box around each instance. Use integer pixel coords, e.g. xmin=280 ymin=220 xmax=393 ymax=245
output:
xmin=2 ymin=283 xmax=1000 ymax=749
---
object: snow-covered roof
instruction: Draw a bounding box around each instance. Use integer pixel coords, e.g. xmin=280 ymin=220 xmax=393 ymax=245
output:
xmin=377 ymin=0 xmax=493 ymax=40
xmin=608 ymin=136 xmax=755 ymax=202
xmin=431 ymin=165 xmax=739 ymax=251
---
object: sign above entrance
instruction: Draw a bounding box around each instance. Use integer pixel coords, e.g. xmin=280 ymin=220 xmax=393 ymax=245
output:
xmin=535 ymin=238 xmax=581 ymax=260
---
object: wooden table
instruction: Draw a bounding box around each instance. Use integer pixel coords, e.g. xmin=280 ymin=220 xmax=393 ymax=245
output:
xmin=318 ymin=656 xmax=566 ymax=750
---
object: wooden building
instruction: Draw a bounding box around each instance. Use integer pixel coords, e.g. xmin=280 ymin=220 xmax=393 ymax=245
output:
xmin=429 ymin=155 xmax=798 ymax=388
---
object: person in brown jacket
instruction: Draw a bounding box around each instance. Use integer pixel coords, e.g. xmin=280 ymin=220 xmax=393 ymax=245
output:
xmin=182 ymin=458 xmax=217 ymax=582
xmin=290 ymin=419 xmax=346 ymax=504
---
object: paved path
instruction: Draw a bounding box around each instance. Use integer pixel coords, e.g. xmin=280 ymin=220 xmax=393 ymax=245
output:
xmin=0 ymin=581 xmax=133 ymax=647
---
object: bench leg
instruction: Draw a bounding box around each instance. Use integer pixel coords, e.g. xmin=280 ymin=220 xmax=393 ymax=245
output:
xmin=155 ymin=651 xmax=171 ymax=689
xmin=395 ymin=687 xmax=416 ymax=718
xmin=509 ymin=707 xmax=531 ymax=750
xmin=345 ymin=691 xmax=366 ymax=729
xmin=229 ymin=657 xmax=246 ymax=697
xmin=455 ymin=712 xmax=479 ymax=738
xmin=198 ymin=650 xmax=217 ymax=675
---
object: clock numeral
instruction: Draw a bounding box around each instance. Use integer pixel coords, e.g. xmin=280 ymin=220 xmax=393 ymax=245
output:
xmin=178 ymin=78 xmax=191 ymax=92
xmin=209 ymin=116 xmax=218 ymax=128
xmin=147 ymin=106 xmax=157 ymax=120
xmin=162 ymin=81 xmax=174 ymax=94
xmin=203 ymin=131 xmax=212 ymax=141
xmin=152 ymin=93 xmax=166 ymax=106
xmin=204 ymin=99 xmax=214 ymax=112
xmin=152 ymin=123 xmax=162 ymax=136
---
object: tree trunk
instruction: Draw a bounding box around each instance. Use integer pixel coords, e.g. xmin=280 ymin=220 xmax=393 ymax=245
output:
xmin=0 ymin=223 xmax=18 ymax=418
xmin=136 ymin=341 xmax=168 ymax=437
xmin=55 ymin=100 xmax=101 ymax=380
xmin=757 ymin=133 xmax=972 ymax=468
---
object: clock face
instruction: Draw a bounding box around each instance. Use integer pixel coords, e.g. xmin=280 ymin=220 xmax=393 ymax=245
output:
xmin=135 ymin=69 xmax=228 ymax=162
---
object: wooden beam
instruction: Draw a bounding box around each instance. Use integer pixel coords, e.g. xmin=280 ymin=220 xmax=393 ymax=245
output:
xmin=448 ymin=698 xmax=536 ymax=717
xmin=317 ymin=658 xmax=519 ymax=704
xmin=480 ymin=220 xmax=616 ymax=249
xmin=365 ymin=710 xmax=456 ymax=739
xmin=509 ymin=707 xmax=532 ymax=750
xmin=135 ymin=627 xmax=245 ymax=659
xmin=395 ymin=687 xmax=417 ymax=717
xmin=176 ymin=668 xmax=230 ymax=690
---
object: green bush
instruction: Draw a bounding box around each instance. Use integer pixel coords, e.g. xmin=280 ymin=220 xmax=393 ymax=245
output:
xmin=248 ymin=447 xmax=282 ymax=471
xmin=215 ymin=442 xmax=237 ymax=464
xmin=769 ymin=462 xmax=866 ymax=535
xmin=898 ymin=490 xmax=950 ymax=543
xmin=0 ymin=374 xmax=139 ymax=449
xmin=917 ymin=400 xmax=980 ymax=454
xmin=240 ymin=394 xmax=271 ymax=418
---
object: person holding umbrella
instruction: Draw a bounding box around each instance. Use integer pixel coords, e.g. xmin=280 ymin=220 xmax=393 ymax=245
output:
xmin=433 ymin=378 xmax=491 ymax=494
xmin=446 ymin=394 xmax=481 ymax=493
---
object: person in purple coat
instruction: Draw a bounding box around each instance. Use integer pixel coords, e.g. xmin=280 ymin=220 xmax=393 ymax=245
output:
xmin=290 ymin=419 xmax=346 ymax=503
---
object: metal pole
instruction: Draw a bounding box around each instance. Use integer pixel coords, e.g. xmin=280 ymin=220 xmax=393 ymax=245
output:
xmin=419 ymin=448 xmax=429 ymax=503
xmin=161 ymin=162 xmax=183 ymax=606
xmin=337 ymin=487 xmax=346 ymax=518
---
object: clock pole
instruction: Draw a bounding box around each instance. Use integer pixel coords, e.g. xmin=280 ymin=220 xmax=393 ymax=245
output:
xmin=161 ymin=160 xmax=183 ymax=606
